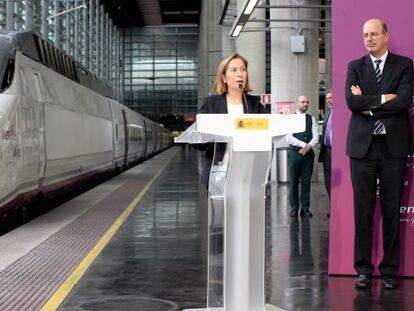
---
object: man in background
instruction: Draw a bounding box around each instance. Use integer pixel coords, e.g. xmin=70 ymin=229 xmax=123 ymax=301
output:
xmin=286 ymin=95 xmax=319 ymax=218
xmin=319 ymin=92 xmax=333 ymax=217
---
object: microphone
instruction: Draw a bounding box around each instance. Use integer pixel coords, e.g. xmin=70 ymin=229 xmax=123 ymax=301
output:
xmin=239 ymin=84 xmax=249 ymax=113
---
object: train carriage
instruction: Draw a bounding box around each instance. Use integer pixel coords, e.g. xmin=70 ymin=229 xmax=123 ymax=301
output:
xmin=0 ymin=31 xmax=172 ymax=229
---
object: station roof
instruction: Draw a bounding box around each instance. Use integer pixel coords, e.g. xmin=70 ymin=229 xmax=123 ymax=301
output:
xmin=101 ymin=0 xmax=202 ymax=27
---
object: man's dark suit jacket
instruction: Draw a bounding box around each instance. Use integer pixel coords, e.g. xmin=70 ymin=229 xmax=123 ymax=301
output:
xmin=197 ymin=94 xmax=267 ymax=185
xmin=345 ymin=52 xmax=413 ymax=159
xmin=318 ymin=108 xmax=331 ymax=163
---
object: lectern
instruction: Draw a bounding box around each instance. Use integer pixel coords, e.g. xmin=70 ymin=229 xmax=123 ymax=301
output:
xmin=175 ymin=113 xmax=305 ymax=311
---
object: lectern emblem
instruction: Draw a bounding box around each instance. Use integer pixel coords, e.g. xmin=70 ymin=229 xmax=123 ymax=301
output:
xmin=235 ymin=118 xmax=268 ymax=130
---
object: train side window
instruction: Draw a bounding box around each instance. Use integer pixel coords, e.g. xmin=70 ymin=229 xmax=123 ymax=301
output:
xmin=49 ymin=45 xmax=56 ymax=70
xmin=47 ymin=45 xmax=56 ymax=69
xmin=77 ymin=66 xmax=87 ymax=76
xmin=53 ymin=48 xmax=64 ymax=74
xmin=71 ymin=61 xmax=78 ymax=82
xmin=115 ymin=123 xmax=118 ymax=141
xmin=67 ymin=58 xmax=73 ymax=80
xmin=60 ymin=55 xmax=66 ymax=77
xmin=42 ymin=41 xmax=51 ymax=67
xmin=56 ymin=50 xmax=63 ymax=75
xmin=33 ymin=73 xmax=44 ymax=101
xmin=60 ymin=52 xmax=66 ymax=76
xmin=66 ymin=58 xmax=73 ymax=80
xmin=56 ymin=49 xmax=64 ymax=75
xmin=63 ymin=56 xmax=71 ymax=79
xmin=0 ymin=57 xmax=15 ymax=92
xmin=34 ymin=37 xmax=45 ymax=64
xmin=68 ymin=58 xmax=75 ymax=80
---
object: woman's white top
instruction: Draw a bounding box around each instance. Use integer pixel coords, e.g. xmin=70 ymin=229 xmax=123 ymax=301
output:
xmin=227 ymin=103 xmax=244 ymax=115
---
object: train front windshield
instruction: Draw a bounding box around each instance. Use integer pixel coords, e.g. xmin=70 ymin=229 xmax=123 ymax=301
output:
xmin=0 ymin=35 xmax=14 ymax=93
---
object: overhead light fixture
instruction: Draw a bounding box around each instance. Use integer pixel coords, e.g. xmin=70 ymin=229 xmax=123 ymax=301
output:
xmin=230 ymin=0 xmax=259 ymax=37
xmin=232 ymin=25 xmax=244 ymax=37
xmin=244 ymin=0 xmax=259 ymax=15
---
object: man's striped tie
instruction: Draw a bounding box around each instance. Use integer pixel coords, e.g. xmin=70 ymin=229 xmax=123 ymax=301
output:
xmin=374 ymin=59 xmax=382 ymax=84
xmin=373 ymin=59 xmax=385 ymax=134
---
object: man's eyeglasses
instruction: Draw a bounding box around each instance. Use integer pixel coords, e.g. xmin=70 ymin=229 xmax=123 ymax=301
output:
xmin=363 ymin=32 xmax=386 ymax=39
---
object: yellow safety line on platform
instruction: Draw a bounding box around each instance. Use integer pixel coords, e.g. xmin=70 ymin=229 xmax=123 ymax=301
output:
xmin=41 ymin=151 xmax=175 ymax=311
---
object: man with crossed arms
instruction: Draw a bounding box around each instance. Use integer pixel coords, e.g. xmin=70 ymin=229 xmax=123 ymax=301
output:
xmin=345 ymin=18 xmax=413 ymax=290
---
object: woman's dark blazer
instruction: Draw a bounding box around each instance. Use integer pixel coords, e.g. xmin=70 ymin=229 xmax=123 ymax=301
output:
xmin=197 ymin=94 xmax=267 ymax=185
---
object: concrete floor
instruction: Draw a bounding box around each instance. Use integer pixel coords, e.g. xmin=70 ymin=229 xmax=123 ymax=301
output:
xmin=58 ymin=147 xmax=414 ymax=311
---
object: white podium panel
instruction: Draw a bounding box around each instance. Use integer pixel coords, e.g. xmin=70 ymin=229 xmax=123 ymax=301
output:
xmin=196 ymin=114 xmax=304 ymax=151
xmin=176 ymin=114 xmax=304 ymax=311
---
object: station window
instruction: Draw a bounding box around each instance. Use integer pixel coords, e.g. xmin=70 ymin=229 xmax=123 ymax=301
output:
xmin=123 ymin=27 xmax=198 ymax=115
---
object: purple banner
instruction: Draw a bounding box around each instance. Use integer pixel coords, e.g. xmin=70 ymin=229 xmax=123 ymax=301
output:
xmin=329 ymin=1 xmax=414 ymax=275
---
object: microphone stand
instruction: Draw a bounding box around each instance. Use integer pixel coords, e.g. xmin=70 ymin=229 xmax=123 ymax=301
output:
xmin=239 ymin=84 xmax=249 ymax=113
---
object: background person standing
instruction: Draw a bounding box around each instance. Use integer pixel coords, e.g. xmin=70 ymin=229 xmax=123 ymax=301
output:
xmin=319 ymin=92 xmax=333 ymax=217
xmin=286 ymin=95 xmax=319 ymax=218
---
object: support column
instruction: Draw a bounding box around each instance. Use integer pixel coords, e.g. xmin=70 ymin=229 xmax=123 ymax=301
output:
xmin=270 ymin=0 xmax=319 ymax=118
xmin=105 ymin=12 xmax=109 ymax=83
xmin=198 ymin=0 xmax=222 ymax=108
xmin=34 ymin=0 xmax=43 ymax=34
xmin=6 ymin=0 xmax=14 ymax=31
xmin=65 ymin=1 xmax=70 ymax=55
xmin=89 ymin=0 xmax=94 ymax=71
xmin=41 ymin=0 xmax=48 ymax=40
xmin=270 ymin=0 xmax=320 ymax=182
xmin=221 ymin=0 xmax=234 ymax=58
xmin=113 ymin=25 xmax=117 ymax=100
xmin=100 ymin=4 xmax=105 ymax=80
xmin=95 ymin=0 xmax=100 ymax=76
xmin=235 ymin=0 xmax=266 ymax=95
xmin=198 ymin=0 xmax=208 ymax=107
xmin=25 ymin=0 xmax=34 ymax=31
xmin=120 ymin=30 xmax=124 ymax=102
xmin=75 ymin=0 xmax=79 ymax=61
xmin=109 ymin=19 xmax=113 ymax=85
xmin=83 ymin=0 xmax=89 ymax=67
xmin=54 ymin=0 xmax=61 ymax=48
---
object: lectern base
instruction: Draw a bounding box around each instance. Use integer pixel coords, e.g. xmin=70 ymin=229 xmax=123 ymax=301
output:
xmin=183 ymin=304 xmax=285 ymax=311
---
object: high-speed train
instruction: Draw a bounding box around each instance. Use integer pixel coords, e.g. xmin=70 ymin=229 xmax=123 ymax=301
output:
xmin=0 ymin=31 xmax=172 ymax=229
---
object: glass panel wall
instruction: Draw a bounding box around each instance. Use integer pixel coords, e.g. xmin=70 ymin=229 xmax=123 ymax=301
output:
xmin=0 ymin=0 xmax=123 ymax=101
xmin=0 ymin=2 xmax=5 ymax=29
xmin=123 ymin=26 xmax=198 ymax=116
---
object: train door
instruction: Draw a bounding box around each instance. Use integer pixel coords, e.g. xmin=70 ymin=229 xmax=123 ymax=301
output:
xmin=32 ymin=72 xmax=46 ymax=181
xmin=122 ymin=110 xmax=128 ymax=166
xmin=19 ymin=67 xmax=44 ymax=185
xmin=142 ymin=119 xmax=148 ymax=157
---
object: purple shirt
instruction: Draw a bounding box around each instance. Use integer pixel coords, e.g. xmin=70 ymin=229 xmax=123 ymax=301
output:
xmin=324 ymin=111 xmax=332 ymax=147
